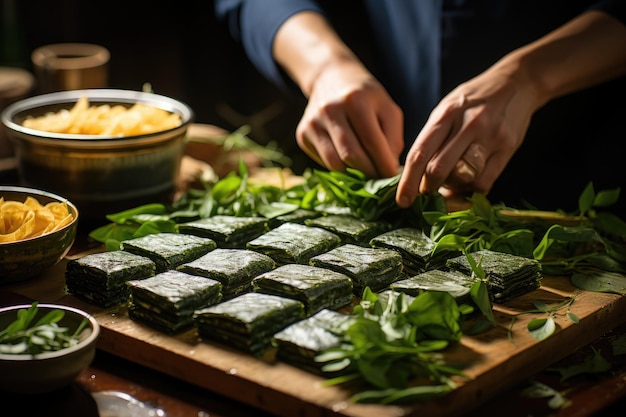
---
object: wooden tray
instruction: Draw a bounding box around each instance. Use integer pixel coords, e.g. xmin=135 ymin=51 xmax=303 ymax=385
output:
xmin=4 ymin=258 xmax=626 ymax=417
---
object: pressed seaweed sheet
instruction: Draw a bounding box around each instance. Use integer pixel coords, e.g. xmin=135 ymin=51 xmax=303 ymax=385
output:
xmin=246 ymin=222 xmax=341 ymax=265
xmin=269 ymin=208 xmax=321 ymax=228
xmin=252 ymin=263 xmax=353 ymax=314
xmin=121 ymin=233 xmax=217 ymax=272
xmin=127 ymin=270 xmax=223 ymax=334
xmin=309 ymin=244 xmax=405 ymax=295
xmin=390 ymin=269 xmax=476 ymax=303
xmin=304 ymin=214 xmax=393 ymax=246
xmin=65 ymin=251 xmax=156 ymax=307
xmin=446 ymin=249 xmax=543 ymax=302
xmin=273 ymin=309 xmax=355 ymax=373
xmin=369 ymin=227 xmax=460 ymax=273
xmin=178 ymin=248 xmax=276 ymax=299
xmin=178 ymin=215 xmax=268 ymax=248
xmin=194 ymin=292 xmax=305 ymax=355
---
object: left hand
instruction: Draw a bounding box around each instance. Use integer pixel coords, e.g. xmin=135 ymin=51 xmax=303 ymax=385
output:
xmin=395 ymin=61 xmax=541 ymax=207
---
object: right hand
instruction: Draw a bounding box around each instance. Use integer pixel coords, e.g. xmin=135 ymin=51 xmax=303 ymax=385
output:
xmin=296 ymin=59 xmax=405 ymax=179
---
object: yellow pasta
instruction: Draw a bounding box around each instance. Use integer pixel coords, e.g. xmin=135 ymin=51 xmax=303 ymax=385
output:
xmin=0 ymin=196 xmax=74 ymax=243
xmin=22 ymin=96 xmax=182 ymax=136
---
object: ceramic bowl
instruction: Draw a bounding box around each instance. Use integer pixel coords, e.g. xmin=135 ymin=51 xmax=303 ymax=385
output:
xmin=0 ymin=186 xmax=78 ymax=283
xmin=0 ymin=303 xmax=100 ymax=394
xmin=1 ymin=89 xmax=194 ymax=223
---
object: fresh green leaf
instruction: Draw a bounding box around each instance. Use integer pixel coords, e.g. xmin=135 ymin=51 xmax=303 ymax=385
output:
xmin=470 ymin=281 xmax=494 ymax=323
xmin=612 ymin=334 xmax=626 ymax=356
xmin=578 ymin=182 xmax=595 ymax=214
xmin=548 ymin=347 xmax=611 ymax=381
xmin=594 ymin=187 xmax=620 ymax=208
xmin=521 ymin=381 xmax=571 ymax=410
xmin=571 ymin=270 xmax=626 ymax=294
xmin=527 ymin=317 xmax=556 ymax=341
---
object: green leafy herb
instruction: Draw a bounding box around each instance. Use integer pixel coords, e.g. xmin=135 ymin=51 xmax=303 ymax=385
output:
xmin=521 ymin=380 xmax=572 ymax=410
xmin=424 ymin=183 xmax=626 ymax=293
xmin=315 ymin=288 xmax=468 ymax=404
xmin=547 ymin=347 xmax=611 ymax=381
xmin=510 ymin=296 xmax=578 ymax=341
xmin=0 ymin=302 xmax=88 ymax=355
xmin=612 ymin=334 xmax=626 ymax=356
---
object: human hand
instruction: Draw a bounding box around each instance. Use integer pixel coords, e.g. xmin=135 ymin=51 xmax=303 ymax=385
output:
xmin=296 ymin=59 xmax=404 ymax=178
xmin=396 ymin=63 xmax=542 ymax=208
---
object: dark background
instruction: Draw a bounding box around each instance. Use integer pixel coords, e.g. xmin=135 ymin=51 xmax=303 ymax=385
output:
xmin=1 ymin=0 xmax=310 ymax=170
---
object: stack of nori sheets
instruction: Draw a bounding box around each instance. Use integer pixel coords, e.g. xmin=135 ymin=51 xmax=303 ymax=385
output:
xmin=65 ymin=251 xmax=156 ymax=307
xmin=127 ymin=270 xmax=222 ymax=334
xmin=120 ymin=233 xmax=217 ymax=272
xmin=246 ymin=222 xmax=341 ymax=265
xmin=309 ymin=243 xmax=404 ymax=295
xmin=273 ymin=309 xmax=355 ymax=374
xmin=252 ymin=264 xmax=353 ymax=314
xmin=369 ymin=227 xmax=460 ymax=274
xmin=178 ymin=248 xmax=276 ymax=299
xmin=194 ymin=292 xmax=305 ymax=356
xmin=390 ymin=269 xmax=476 ymax=303
xmin=268 ymin=208 xmax=320 ymax=228
xmin=304 ymin=214 xmax=392 ymax=246
xmin=178 ymin=215 xmax=268 ymax=248
xmin=446 ymin=249 xmax=543 ymax=303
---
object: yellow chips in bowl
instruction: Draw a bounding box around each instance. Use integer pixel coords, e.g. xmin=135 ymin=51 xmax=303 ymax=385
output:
xmin=22 ymin=96 xmax=182 ymax=136
xmin=0 ymin=196 xmax=74 ymax=243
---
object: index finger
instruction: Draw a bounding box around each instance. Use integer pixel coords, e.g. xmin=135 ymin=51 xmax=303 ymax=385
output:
xmin=395 ymin=118 xmax=453 ymax=208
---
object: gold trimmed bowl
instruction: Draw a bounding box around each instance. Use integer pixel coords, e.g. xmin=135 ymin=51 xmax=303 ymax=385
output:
xmin=1 ymin=89 xmax=194 ymax=223
xmin=0 ymin=186 xmax=78 ymax=283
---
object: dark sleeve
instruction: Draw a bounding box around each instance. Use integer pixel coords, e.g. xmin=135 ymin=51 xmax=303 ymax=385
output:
xmin=214 ymin=0 xmax=326 ymax=90
xmin=588 ymin=0 xmax=626 ymax=25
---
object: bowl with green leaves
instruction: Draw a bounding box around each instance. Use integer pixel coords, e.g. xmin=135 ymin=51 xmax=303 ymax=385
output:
xmin=0 ymin=302 xmax=100 ymax=394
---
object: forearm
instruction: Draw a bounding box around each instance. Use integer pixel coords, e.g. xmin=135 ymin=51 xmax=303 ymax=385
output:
xmin=504 ymin=10 xmax=626 ymax=108
xmin=273 ymin=11 xmax=364 ymax=97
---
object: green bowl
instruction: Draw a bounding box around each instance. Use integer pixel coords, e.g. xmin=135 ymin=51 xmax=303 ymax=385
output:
xmin=0 ymin=303 xmax=99 ymax=394
xmin=0 ymin=186 xmax=78 ymax=283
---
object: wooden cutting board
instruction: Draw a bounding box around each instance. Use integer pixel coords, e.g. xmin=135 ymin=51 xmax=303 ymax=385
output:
xmin=4 ymin=258 xmax=626 ymax=417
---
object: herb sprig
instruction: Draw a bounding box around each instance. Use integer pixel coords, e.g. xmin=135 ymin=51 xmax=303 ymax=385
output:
xmin=315 ymin=288 xmax=468 ymax=404
xmin=0 ymin=302 xmax=88 ymax=355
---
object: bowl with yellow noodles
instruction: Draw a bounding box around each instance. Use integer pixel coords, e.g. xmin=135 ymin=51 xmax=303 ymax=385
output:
xmin=0 ymin=89 xmax=194 ymax=224
xmin=0 ymin=186 xmax=78 ymax=283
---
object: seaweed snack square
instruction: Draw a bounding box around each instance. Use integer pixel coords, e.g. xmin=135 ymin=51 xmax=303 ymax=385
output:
xmin=252 ymin=263 xmax=353 ymax=314
xmin=246 ymin=222 xmax=341 ymax=265
xmin=273 ymin=309 xmax=355 ymax=374
xmin=121 ymin=232 xmax=217 ymax=272
xmin=178 ymin=215 xmax=268 ymax=248
xmin=310 ymin=244 xmax=404 ymax=295
xmin=369 ymin=227 xmax=460 ymax=274
xmin=446 ymin=249 xmax=542 ymax=303
xmin=178 ymin=248 xmax=276 ymax=299
xmin=127 ymin=270 xmax=222 ymax=334
xmin=194 ymin=292 xmax=305 ymax=356
xmin=65 ymin=250 xmax=156 ymax=307
xmin=305 ymin=214 xmax=392 ymax=246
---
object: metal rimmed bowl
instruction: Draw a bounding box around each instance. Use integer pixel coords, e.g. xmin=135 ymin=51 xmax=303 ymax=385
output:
xmin=0 ymin=303 xmax=100 ymax=394
xmin=0 ymin=186 xmax=78 ymax=283
xmin=1 ymin=89 xmax=194 ymax=224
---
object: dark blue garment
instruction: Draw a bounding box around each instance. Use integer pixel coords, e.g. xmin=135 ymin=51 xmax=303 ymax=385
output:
xmin=214 ymin=0 xmax=626 ymax=212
